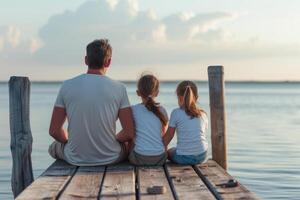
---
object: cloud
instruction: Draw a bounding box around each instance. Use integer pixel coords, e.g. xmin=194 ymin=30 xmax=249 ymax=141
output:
xmin=1 ymin=0 xmax=300 ymax=81
xmin=6 ymin=26 xmax=21 ymax=48
xmin=106 ymin=0 xmax=119 ymax=9
xmin=32 ymin=0 xmax=240 ymax=67
xmin=162 ymin=12 xmax=235 ymax=41
xmin=152 ymin=24 xmax=167 ymax=43
xmin=29 ymin=38 xmax=43 ymax=53
xmin=0 ymin=26 xmax=21 ymax=50
xmin=0 ymin=26 xmax=42 ymax=55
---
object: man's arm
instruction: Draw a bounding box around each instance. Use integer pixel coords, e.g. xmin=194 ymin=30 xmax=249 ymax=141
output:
xmin=116 ymin=107 xmax=135 ymax=142
xmin=49 ymin=106 xmax=68 ymax=143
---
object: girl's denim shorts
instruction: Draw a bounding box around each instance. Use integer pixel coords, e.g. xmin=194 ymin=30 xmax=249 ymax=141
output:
xmin=170 ymin=149 xmax=208 ymax=165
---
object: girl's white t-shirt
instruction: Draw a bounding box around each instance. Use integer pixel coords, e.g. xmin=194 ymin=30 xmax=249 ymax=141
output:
xmin=132 ymin=104 xmax=168 ymax=156
xmin=169 ymin=108 xmax=208 ymax=155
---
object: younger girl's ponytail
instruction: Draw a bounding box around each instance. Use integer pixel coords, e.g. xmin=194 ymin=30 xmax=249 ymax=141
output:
xmin=138 ymin=75 xmax=168 ymax=126
xmin=177 ymin=81 xmax=204 ymax=118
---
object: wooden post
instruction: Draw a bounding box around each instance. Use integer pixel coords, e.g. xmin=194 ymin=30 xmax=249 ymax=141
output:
xmin=207 ymin=66 xmax=227 ymax=170
xmin=9 ymin=76 xmax=34 ymax=197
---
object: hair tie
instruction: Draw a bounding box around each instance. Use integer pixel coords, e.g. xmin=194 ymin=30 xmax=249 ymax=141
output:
xmin=183 ymin=85 xmax=193 ymax=100
xmin=183 ymin=85 xmax=191 ymax=96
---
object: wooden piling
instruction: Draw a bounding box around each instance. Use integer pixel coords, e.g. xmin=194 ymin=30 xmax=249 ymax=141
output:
xmin=207 ymin=66 xmax=227 ymax=170
xmin=9 ymin=76 xmax=34 ymax=197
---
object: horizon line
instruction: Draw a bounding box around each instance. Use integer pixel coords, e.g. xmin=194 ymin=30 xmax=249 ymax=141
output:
xmin=1 ymin=79 xmax=300 ymax=84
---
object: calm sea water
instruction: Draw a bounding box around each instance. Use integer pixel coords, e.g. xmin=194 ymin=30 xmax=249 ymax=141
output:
xmin=0 ymin=81 xmax=300 ymax=199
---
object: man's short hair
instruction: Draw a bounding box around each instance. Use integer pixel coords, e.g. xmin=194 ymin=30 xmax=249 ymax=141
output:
xmin=86 ymin=39 xmax=112 ymax=69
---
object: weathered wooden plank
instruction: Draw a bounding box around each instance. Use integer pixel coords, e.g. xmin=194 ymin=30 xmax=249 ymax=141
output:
xmin=100 ymin=164 xmax=135 ymax=200
xmin=139 ymin=167 xmax=174 ymax=200
xmin=17 ymin=160 xmax=259 ymax=200
xmin=208 ymin=66 xmax=227 ymax=170
xmin=42 ymin=160 xmax=78 ymax=176
xmin=167 ymin=164 xmax=215 ymax=200
xmin=197 ymin=160 xmax=259 ymax=200
xmin=16 ymin=160 xmax=77 ymax=200
xmin=9 ymin=76 xmax=34 ymax=197
xmin=60 ymin=166 xmax=105 ymax=199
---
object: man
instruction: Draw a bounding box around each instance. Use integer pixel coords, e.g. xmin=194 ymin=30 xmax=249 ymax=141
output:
xmin=48 ymin=39 xmax=134 ymax=166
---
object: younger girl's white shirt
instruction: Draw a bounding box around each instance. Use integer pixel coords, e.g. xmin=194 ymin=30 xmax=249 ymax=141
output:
xmin=132 ymin=104 xmax=168 ymax=156
xmin=169 ymin=108 xmax=208 ymax=155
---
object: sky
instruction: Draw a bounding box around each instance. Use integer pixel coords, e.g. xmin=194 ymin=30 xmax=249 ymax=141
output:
xmin=0 ymin=0 xmax=300 ymax=81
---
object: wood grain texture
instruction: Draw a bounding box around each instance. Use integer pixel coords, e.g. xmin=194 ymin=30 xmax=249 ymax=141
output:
xmin=60 ymin=166 xmax=105 ymax=200
xmin=139 ymin=167 xmax=174 ymax=200
xmin=16 ymin=160 xmax=77 ymax=200
xmin=9 ymin=76 xmax=34 ymax=197
xmin=42 ymin=160 xmax=77 ymax=176
xmin=167 ymin=164 xmax=215 ymax=200
xmin=208 ymin=66 xmax=227 ymax=170
xmin=197 ymin=160 xmax=259 ymax=200
xmin=100 ymin=165 xmax=135 ymax=200
xmin=17 ymin=161 xmax=259 ymax=200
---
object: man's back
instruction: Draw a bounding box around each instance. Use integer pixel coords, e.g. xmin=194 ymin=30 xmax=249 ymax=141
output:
xmin=55 ymin=74 xmax=130 ymax=165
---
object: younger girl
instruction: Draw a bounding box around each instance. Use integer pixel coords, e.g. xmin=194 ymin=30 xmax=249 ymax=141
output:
xmin=128 ymin=74 xmax=168 ymax=166
xmin=163 ymin=81 xmax=208 ymax=165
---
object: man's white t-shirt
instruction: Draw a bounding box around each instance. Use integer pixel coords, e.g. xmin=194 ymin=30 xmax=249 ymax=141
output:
xmin=55 ymin=74 xmax=130 ymax=166
xmin=132 ymin=104 xmax=168 ymax=156
xmin=169 ymin=108 xmax=208 ymax=155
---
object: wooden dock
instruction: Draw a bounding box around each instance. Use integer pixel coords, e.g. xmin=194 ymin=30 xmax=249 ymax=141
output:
xmin=9 ymin=66 xmax=260 ymax=199
xmin=15 ymin=160 xmax=258 ymax=200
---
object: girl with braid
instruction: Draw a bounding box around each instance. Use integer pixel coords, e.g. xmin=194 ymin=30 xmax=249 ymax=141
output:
xmin=128 ymin=74 xmax=168 ymax=165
